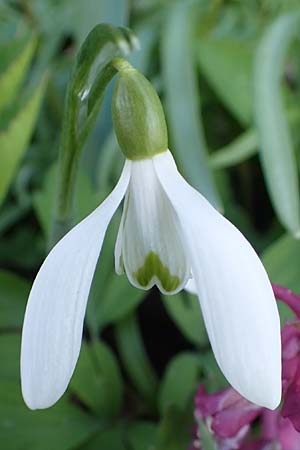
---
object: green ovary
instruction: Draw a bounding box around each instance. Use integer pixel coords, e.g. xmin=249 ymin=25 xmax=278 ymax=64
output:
xmin=133 ymin=251 xmax=180 ymax=292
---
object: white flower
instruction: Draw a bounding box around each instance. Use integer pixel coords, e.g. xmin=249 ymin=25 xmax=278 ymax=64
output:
xmin=21 ymin=150 xmax=281 ymax=411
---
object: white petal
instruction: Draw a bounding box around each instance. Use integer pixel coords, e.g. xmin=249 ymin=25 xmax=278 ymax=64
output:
xmin=154 ymin=151 xmax=281 ymax=409
xmin=115 ymin=157 xmax=190 ymax=295
xmin=114 ymin=193 xmax=128 ymax=275
xmin=21 ymin=162 xmax=131 ymax=409
xmin=184 ymin=277 xmax=197 ymax=295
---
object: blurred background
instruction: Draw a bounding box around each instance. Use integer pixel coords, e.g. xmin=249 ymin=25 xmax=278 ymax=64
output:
xmin=1 ymin=0 xmax=300 ymax=449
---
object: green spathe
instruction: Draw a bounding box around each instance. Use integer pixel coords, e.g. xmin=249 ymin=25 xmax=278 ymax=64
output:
xmin=133 ymin=251 xmax=180 ymax=292
xmin=112 ymin=64 xmax=168 ymax=160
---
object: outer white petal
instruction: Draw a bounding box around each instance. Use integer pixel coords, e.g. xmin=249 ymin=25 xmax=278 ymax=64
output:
xmin=115 ymin=157 xmax=190 ymax=294
xmin=184 ymin=277 xmax=197 ymax=294
xmin=154 ymin=151 xmax=281 ymax=409
xmin=114 ymin=193 xmax=128 ymax=275
xmin=21 ymin=161 xmax=131 ymax=409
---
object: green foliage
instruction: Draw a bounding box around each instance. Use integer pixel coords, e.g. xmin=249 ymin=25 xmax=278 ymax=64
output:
xmin=82 ymin=426 xmax=126 ymax=450
xmin=2 ymin=2 xmax=300 ymax=449
xmin=70 ymin=340 xmax=123 ymax=418
xmin=0 ymin=334 xmax=100 ymax=450
xmin=126 ymin=421 xmax=157 ymax=450
xmin=0 ymin=381 xmax=100 ymax=450
xmin=162 ymin=292 xmax=208 ymax=347
xmin=254 ymin=12 xmax=300 ymax=236
xmin=263 ymin=234 xmax=300 ymax=323
xmin=115 ymin=312 xmax=159 ymax=410
xmin=0 ymin=78 xmax=47 ymax=205
xmin=161 ymin=1 xmax=220 ymax=208
xmin=210 ymin=129 xmax=258 ymax=169
xmin=198 ymin=37 xmax=254 ymax=125
xmin=158 ymin=352 xmax=201 ymax=414
xmin=0 ymin=271 xmax=29 ymax=329
xmin=155 ymin=406 xmax=191 ymax=450
xmin=0 ymin=33 xmax=36 ymax=114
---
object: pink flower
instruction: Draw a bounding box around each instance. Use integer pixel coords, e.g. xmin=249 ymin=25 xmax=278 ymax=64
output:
xmin=241 ymin=410 xmax=300 ymax=450
xmin=195 ymin=386 xmax=262 ymax=438
xmin=281 ymin=323 xmax=300 ymax=386
xmin=193 ymin=385 xmax=261 ymax=449
xmin=281 ymin=323 xmax=300 ymax=431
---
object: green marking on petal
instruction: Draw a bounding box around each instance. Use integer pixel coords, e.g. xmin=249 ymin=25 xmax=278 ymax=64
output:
xmin=133 ymin=251 xmax=180 ymax=292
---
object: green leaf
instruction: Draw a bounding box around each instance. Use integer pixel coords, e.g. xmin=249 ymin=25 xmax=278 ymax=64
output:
xmin=0 ymin=33 xmax=36 ymax=114
xmin=70 ymin=0 xmax=129 ymax=44
xmin=262 ymin=234 xmax=300 ymax=323
xmin=115 ymin=312 xmax=158 ymax=410
xmin=158 ymin=352 xmax=201 ymax=415
xmin=161 ymin=2 xmax=220 ymax=209
xmin=0 ymin=226 xmax=43 ymax=270
xmin=210 ymin=129 xmax=258 ymax=169
xmin=94 ymin=274 xmax=146 ymax=330
xmin=0 ymin=271 xmax=30 ymax=329
xmin=262 ymin=234 xmax=300 ymax=292
xmin=197 ymin=37 xmax=254 ymax=125
xmin=198 ymin=352 xmax=228 ymax=392
xmin=209 ymin=107 xmax=300 ymax=170
xmin=0 ymin=380 xmax=100 ymax=450
xmin=155 ymin=406 xmax=191 ymax=450
xmin=82 ymin=426 xmax=126 ymax=450
xmin=126 ymin=421 xmax=157 ymax=450
xmin=253 ymin=12 xmax=300 ymax=237
xmin=70 ymin=340 xmax=123 ymax=418
xmin=33 ymin=164 xmax=100 ymax=237
xmin=0 ymin=77 xmax=47 ymax=205
xmin=31 ymin=0 xmax=128 ymax=50
xmin=162 ymin=292 xmax=208 ymax=347
xmin=0 ymin=334 xmax=21 ymax=381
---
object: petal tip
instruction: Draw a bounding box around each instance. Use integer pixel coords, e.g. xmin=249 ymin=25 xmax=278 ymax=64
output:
xmin=238 ymin=370 xmax=282 ymax=410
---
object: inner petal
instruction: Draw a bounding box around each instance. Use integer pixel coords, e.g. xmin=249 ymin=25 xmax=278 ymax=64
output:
xmin=115 ymin=158 xmax=190 ymax=295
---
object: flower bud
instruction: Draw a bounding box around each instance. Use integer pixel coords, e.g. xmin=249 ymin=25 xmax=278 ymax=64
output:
xmin=112 ymin=61 xmax=168 ymax=160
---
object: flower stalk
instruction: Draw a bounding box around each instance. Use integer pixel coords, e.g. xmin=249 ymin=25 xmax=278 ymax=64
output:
xmin=49 ymin=25 xmax=137 ymax=248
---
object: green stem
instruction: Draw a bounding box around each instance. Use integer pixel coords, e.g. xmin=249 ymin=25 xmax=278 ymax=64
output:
xmin=48 ymin=25 xmax=137 ymax=249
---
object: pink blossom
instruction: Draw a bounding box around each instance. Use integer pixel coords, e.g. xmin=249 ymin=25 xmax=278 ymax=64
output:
xmin=241 ymin=410 xmax=300 ymax=450
xmin=195 ymin=385 xmax=261 ymax=438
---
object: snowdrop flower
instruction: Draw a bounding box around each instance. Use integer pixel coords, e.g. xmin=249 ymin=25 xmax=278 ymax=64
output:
xmin=21 ymin=60 xmax=281 ymax=410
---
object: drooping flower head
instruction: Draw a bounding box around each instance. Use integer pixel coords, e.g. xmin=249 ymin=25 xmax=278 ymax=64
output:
xmin=21 ymin=59 xmax=281 ymax=410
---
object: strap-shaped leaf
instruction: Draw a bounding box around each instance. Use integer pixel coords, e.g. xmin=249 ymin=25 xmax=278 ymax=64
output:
xmin=0 ymin=78 xmax=47 ymax=205
xmin=162 ymin=292 xmax=207 ymax=347
xmin=158 ymin=352 xmax=201 ymax=415
xmin=197 ymin=37 xmax=254 ymax=126
xmin=70 ymin=341 xmax=123 ymax=418
xmin=209 ymin=107 xmax=300 ymax=170
xmin=161 ymin=2 xmax=220 ymax=209
xmin=254 ymin=13 xmax=300 ymax=237
xmin=114 ymin=312 xmax=158 ymax=411
xmin=210 ymin=129 xmax=258 ymax=169
xmin=0 ymin=34 xmax=36 ymax=114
